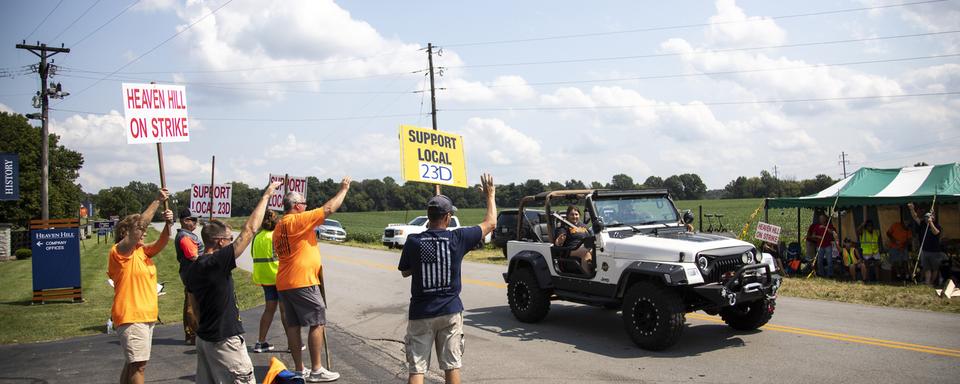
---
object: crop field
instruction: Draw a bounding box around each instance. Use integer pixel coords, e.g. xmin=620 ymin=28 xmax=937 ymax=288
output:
xmin=231 ymin=198 xmax=814 ymax=246
xmin=675 ymin=198 xmax=815 ymax=245
xmin=334 ymin=198 xmax=813 ymax=245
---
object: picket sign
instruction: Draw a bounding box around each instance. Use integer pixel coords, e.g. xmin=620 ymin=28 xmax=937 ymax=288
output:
xmin=754 ymin=222 xmax=782 ymax=244
xmin=189 ymin=184 xmax=232 ymax=218
xmin=268 ymin=174 xmax=307 ymax=211
xmin=121 ymin=83 xmax=190 ymax=211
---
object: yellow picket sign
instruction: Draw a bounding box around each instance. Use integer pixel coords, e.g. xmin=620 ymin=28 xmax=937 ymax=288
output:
xmin=399 ymin=125 xmax=467 ymax=188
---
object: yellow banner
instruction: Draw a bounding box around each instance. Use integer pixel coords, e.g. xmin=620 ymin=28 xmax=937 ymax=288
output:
xmin=399 ymin=125 xmax=467 ymax=188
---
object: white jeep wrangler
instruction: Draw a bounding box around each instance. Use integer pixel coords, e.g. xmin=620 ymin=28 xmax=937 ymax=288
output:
xmin=503 ymin=189 xmax=781 ymax=351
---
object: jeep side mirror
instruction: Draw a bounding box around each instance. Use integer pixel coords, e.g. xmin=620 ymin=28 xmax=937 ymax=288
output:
xmin=682 ymin=210 xmax=694 ymax=224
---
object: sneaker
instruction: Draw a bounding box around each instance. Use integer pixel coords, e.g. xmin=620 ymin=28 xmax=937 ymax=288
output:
xmin=252 ymin=342 xmax=274 ymax=353
xmin=305 ymin=367 xmax=340 ymax=382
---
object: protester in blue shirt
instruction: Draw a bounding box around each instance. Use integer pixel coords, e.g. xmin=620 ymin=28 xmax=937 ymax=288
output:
xmin=398 ymin=174 xmax=497 ymax=384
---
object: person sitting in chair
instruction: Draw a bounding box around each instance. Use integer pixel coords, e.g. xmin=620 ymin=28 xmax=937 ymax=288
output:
xmin=840 ymin=238 xmax=862 ymax=281
xmin=554 ymin=205 xmax=593 ymax=274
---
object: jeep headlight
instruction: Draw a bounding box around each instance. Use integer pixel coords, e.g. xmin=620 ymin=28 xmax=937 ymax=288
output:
xmin=395 ymin=229 xmax=404 ymax=235
xmin=741 ymin=251 xmax=752 ymax=264
xmin=753 ymin=250 xmax=762 ymax=263
xmin=696 ymin=255 xmax=709 ymax=272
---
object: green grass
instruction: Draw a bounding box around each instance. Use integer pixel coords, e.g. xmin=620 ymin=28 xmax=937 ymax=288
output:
xmin=0 ymin=228 xmax=263 ymax=344
xmin=779 ymin=277 xmax=960 ymax=313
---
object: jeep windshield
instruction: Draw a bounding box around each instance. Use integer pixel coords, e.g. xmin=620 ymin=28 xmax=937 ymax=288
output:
xmin=593 ymin=195 xmax=678 ymax=228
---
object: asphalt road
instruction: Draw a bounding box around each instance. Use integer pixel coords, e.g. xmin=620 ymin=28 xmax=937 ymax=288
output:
xmin=314 ymin=242 xmax=960 ymax=384
xmin=92 ymin=225 xmax=960 ymax=383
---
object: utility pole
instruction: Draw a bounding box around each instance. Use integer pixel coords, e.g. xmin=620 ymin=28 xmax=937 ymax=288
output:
xmin=16 ymin=41 xmax=70 ymax=221
xmin=839 ymin=152 xmax=850 ymax=178
xmin=427 ymin=43 xmax=440 ymax=196
xmin=773 ymin=165 xmax=780 ymax=197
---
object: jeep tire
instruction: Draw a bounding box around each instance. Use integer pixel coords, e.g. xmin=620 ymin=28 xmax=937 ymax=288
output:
xmin=508 ymin=268 xmax=551 ymax=323
xmin=622 ymin=282 xmax=685 ymax=351
xmin=719 ymin=298 xmax=774 ymax=331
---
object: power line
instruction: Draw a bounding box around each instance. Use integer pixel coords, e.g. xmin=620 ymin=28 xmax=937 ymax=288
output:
xmin=56 ymin=73 xmax=420 ymax=95
xmin=70 ymin=0 xmax=143 ymax=47
xmin=440 ymin=91 xmax=960 ymax=112
xmin=67 ymin=50 xmax=423 ymax=75
xmin=49 ymin=108 xmax=429 ymax=122
xmin=445 ymin=30 xmax=959 ymax=69
xmin=438 ymin=0 xmax=949 ymax=48
xmin=442 ymin=53 xmax=960 ymax=90
xmin=57 ymin=68 xmax=425 ymax=84
xmin=50 ymin=0 xmax=103 ymax=42
xmin=23 ymin=0 xmax=64 ymax=41
xmin=54 ymin=0 xmax=236 ymax=106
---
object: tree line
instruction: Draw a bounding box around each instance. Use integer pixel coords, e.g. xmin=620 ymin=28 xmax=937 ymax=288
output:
xmin=90 ymin=173 xmax=708 ymax=217
xmin=0 ymin=111 xmax=838 ymax=224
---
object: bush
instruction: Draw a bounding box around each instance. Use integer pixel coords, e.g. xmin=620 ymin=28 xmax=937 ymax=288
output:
xmin=346 ymin=231 xmax=380 ymax=244
xmin=14 ymin=248 xmax=31 ymax=260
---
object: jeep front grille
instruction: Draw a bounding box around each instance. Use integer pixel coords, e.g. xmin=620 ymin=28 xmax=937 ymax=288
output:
xmin=706 ymin=255 xmax=744 ymax=283
xmin=384 ymin=229 xmax=395 ymax=238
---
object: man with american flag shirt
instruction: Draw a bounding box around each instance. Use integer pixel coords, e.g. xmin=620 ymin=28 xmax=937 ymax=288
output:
xmin=399 ymin=173 xmax=497 ymax=384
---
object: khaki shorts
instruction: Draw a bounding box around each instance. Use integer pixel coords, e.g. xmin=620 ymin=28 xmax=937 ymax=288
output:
xmin=405 ymin=312 xmax=464 ymax=374
xmin=117 ymin=322 xmax=155 ymax=363
xmin=196 ymin=335 xmax=255 ymax=384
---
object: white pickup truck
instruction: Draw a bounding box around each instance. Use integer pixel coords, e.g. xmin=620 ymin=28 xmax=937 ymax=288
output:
xmin=381 ymin=215 xmax=491 ymax=249
xmin=382 ymin=216 xmax=461 ymax=248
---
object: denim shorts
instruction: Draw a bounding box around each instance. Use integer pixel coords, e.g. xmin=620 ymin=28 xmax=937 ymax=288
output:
xmin=261 ymin=285 xmax=279 ymax=301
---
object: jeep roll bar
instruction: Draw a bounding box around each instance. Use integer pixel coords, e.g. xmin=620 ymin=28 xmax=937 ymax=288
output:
xmin=516 ymin=189 xmax=593 ymax=244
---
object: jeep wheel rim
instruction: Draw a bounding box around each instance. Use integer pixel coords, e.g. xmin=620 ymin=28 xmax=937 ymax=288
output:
xmin=631 ymin=298 xmax=659 ymax=336
xmin=513 ymin=282 xmax=530 ymax=311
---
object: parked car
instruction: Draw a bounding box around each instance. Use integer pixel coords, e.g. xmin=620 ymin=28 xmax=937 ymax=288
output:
xmin=493 ymin=209 xmax=546 ymax=257
xmin=315 ymin=219 xmax=346 ymax=242
xmin=382 ymin=216 xmax=461 ymax=248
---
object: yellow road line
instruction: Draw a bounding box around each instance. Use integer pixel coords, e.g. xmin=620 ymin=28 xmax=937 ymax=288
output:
xmin=688 ymin=313 xmax=960 ymax=359
xmin=326 ymin=253 xmax=959 ymax=359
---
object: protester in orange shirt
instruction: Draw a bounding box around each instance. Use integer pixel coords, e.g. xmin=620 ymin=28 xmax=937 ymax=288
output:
xmin=886 ymin=215 xmax=913 ymax=281
xmin=108 ymin=189 xmax=174 ymax=384
xmin=273 ymin=177 xmax=350 ymax=382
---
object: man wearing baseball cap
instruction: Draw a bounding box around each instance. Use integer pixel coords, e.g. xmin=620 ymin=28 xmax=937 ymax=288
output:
xmin=398 ymin=174 xmax=497 ymax=384
xmin=175 ymin=207 xmax=203 ymax=345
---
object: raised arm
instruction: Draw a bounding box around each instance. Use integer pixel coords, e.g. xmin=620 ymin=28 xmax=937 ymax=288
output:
xmin=907 ymin=203 xmax=922 ymax=225
xmin=478 ymin=173 xmax=497 ymax=237
xmin=320 ymin=177 xmax=351 ymax=218
xmin=144 ymin=209 xmax=174 ymax=257
xmin=233 ymin=181 xmax=282 ymax=258
xmin=117 ymin=189 xmax=168 ymax=255
xmin=928 ymin=216 xmax=941 ymax=236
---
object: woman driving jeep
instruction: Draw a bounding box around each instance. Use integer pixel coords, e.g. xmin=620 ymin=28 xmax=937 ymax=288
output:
xmin=554 ymin=205 xmax=594 ymax=274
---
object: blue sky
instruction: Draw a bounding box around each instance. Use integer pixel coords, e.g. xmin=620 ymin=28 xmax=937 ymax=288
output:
xmin=2 ymin=0 xmax=958 ymax=193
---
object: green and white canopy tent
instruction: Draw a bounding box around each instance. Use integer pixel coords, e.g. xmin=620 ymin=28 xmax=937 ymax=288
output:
xmin=765 ymin=163 xmax=960 ymax=246
xmin=767 ymin=163 xmax=960 ymax=209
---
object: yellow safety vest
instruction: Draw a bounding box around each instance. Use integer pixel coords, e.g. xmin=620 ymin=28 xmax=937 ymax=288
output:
xmin=860 ymin=230 xmax=879 ymax=255
xmin=842 ymin=247 xmax=859 ymax=266
xmin=251 ymin=230 xmax=279 ymax=285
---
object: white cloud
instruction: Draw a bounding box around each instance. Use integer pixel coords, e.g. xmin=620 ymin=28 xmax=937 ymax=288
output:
xmin=0 ymin=102 xmax=13 ymax=113
xmin=706 ymin=0 xmax=786 ymax=47
xmin=147 ymin=0 xmax=473 ymax=105
xmin=457 ymin=118 xmax=543 ymax=166
xmin=264 ymin=134 xmax=318 ymax=160
xmin=442 ymin=75 xmax=537 ymax=103
xmin=900 ymin=63 xmax=960 ymax=93
xmin=51 ymin=110 xmax=126 ymax=149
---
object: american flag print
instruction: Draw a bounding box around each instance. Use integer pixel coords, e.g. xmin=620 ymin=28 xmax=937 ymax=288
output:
xmin=420 ymin=236 xmax=451 ymax=293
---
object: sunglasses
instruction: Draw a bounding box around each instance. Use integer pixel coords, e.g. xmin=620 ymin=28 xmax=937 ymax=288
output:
xmin=214 ymin=235 xmax=234 ymax=242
